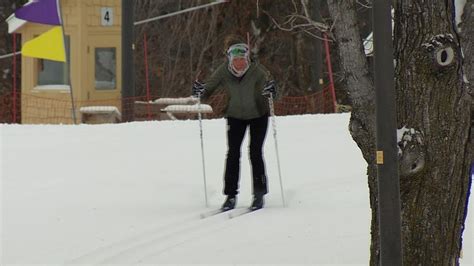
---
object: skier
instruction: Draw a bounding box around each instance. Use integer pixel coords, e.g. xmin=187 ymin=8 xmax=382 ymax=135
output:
xmin=192 ymin=34 xmax=277 ymax=211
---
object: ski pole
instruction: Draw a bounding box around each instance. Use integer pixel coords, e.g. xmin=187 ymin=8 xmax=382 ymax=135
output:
xmin=268 ymin=94 xmax=286 ymax=207
xmin=197 ymin=91 xmax=209 ymax=207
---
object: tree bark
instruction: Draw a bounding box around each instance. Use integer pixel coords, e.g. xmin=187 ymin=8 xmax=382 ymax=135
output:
xmin=295 ymin=32 xmax=307 ymax=92
xmin=326 ymin=1 xmax=379 ymax=261
xmin=464 ymin=1 xmax=474 ymax=152
xmin=328 ymin=0 xmax=473 ymax=264
xmin=394 ymin=0 xmax=473 ymax=264
xmin=307 ymin=0 xmax=323 ymax=91
xmin=463 ymin=1 xmax=474 ymax=86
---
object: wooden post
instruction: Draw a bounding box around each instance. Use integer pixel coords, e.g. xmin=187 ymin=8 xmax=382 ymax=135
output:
xmin=12 ymin=33 xmax=17 ymax=123
xmin=122 ymin=0 xmax=135 ymax=122
xmin=373 ymin=1 xmax=403 ymax=264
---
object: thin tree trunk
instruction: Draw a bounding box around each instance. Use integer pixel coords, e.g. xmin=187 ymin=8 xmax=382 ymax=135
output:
xmin=326 ymin=1 xmax=379 ymax=262
xmin=308 ymin=0 xmax=323 ymax=91
xmin=295 ymin=32 xmax=307 ymax=92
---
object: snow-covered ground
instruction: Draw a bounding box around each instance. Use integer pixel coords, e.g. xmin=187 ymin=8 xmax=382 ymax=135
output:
xmin=1 ymin=113 xmax=472 ymax=265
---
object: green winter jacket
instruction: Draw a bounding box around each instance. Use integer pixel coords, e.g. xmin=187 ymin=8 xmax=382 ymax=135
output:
xmin=202 ymin=61 xmax=273 ymax=120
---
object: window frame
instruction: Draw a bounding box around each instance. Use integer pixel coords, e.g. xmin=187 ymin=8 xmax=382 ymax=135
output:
xmin=33 ymin=35 xmax=71 ymax=90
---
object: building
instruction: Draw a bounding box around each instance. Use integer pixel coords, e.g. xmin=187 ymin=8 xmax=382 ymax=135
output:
xmin=6 ymin=0 xmax=122 ymax=124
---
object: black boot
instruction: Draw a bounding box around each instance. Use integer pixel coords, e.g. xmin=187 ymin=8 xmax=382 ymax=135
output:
xmin=221 ymin=196 xmax=236 ymax=211
xmin=250 ymin=194 xmax=264 ymax=210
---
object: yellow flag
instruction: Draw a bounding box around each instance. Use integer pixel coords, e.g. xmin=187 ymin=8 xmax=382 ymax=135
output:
xmin=22 ymin=26 xmax=66 ymax=62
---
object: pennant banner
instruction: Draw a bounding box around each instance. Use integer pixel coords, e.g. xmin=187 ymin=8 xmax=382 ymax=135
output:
xmin=15 ymin=0 xmax=61 ymax=26
xmin=22 ymin=26 xmax=66 ymax=62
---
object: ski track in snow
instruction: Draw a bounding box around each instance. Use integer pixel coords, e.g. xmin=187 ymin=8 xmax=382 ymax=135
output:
xmin=66 ymin=208 xmax=253 ymax=264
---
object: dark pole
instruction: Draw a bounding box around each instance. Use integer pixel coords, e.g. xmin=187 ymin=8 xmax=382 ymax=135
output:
xmin=12 ymin=33 xmax=17 ymax=123
xmin=122 ymin=0 xmax=135 ymax=122
xmin=372 ymin=1 xmax=403 ymax=265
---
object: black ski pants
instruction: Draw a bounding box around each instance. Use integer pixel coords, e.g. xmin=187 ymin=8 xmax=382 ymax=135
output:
xmin=224 ymin=115 xmax=269 ymax=197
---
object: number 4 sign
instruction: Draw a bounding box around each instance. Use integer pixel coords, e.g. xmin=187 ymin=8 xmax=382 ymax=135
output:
xmin=101 ymin=7 xmax=113 ymax=26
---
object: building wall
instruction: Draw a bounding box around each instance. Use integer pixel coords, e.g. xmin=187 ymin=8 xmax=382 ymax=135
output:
xmin=20 ymin=0 xmax=122 ymax=124
xmin=20 ymin=2 xmax=81 ymax=124
xmin=86 ymin=0 xmax=122 ymax=28
xmin=81 ymin=0 xmax=122 ymax=108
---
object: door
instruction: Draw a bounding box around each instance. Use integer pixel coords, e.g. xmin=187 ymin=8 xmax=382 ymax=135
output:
xmin=86 ymin=35 xmax=121 ymax=107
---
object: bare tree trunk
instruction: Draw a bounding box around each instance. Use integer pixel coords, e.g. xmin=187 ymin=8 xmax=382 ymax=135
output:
xmin=295 ymin=32 xmax=307 ymax=92
xmin=326 ymin=1 xmax=379 ymax=262
xmin=394 ymin=0 xmax=473 ymax=264
xmin=196 ymin=7 xmax=219 ymax=75
xmin=307 ymin=0 xmax=323 ymax=91
xmin=328 ymin=0 xmax=473 ymax=264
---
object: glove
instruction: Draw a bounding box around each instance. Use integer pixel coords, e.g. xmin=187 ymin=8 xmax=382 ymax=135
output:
xmin=192 ymin=80 xmax=206 ymax=98
xmin=262 ymin=80 xmax=277 ymax=99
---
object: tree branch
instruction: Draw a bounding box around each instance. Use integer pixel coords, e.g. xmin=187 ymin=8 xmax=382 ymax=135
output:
xmin=260 ymin=0 xmax=329 ymax=40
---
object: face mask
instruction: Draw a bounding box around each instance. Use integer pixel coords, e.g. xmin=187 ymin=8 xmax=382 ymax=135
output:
xmin=226 ymin=43 xmax=250 ymax=77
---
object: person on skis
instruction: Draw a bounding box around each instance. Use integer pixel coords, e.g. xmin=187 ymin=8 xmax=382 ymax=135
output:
xmin=191 ymin=34 xmax=277 ymax=211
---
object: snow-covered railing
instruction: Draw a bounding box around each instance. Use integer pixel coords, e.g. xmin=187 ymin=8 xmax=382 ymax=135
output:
xmin=161 ymin=104 xmax=213 ymax=120
xmin=80 ymin=106 xmax=122 ymax=124
xmin=134 ymin=97 xmax=214 ymax=120
xmin=158 ymin=97 xmax=213 ymax=120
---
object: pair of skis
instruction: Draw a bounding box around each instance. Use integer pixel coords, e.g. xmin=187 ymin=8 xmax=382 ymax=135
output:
xmin=200 ymin=207 xmax=261 ymax=219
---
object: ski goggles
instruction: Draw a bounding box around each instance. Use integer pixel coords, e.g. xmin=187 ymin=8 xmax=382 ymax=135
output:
xmin=226 ymin=43 xmax=249 ymax=58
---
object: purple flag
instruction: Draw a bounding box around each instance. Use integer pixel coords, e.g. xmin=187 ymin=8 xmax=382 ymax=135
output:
xmin=15 ymin=0 xmax=61 ymax=26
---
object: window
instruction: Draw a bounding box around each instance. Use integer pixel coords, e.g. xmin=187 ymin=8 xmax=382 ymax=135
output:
xmin=37 ymin=36 xmax=70 ymax=86
xmin=95 ymin=48 xmax=116 ymax=90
